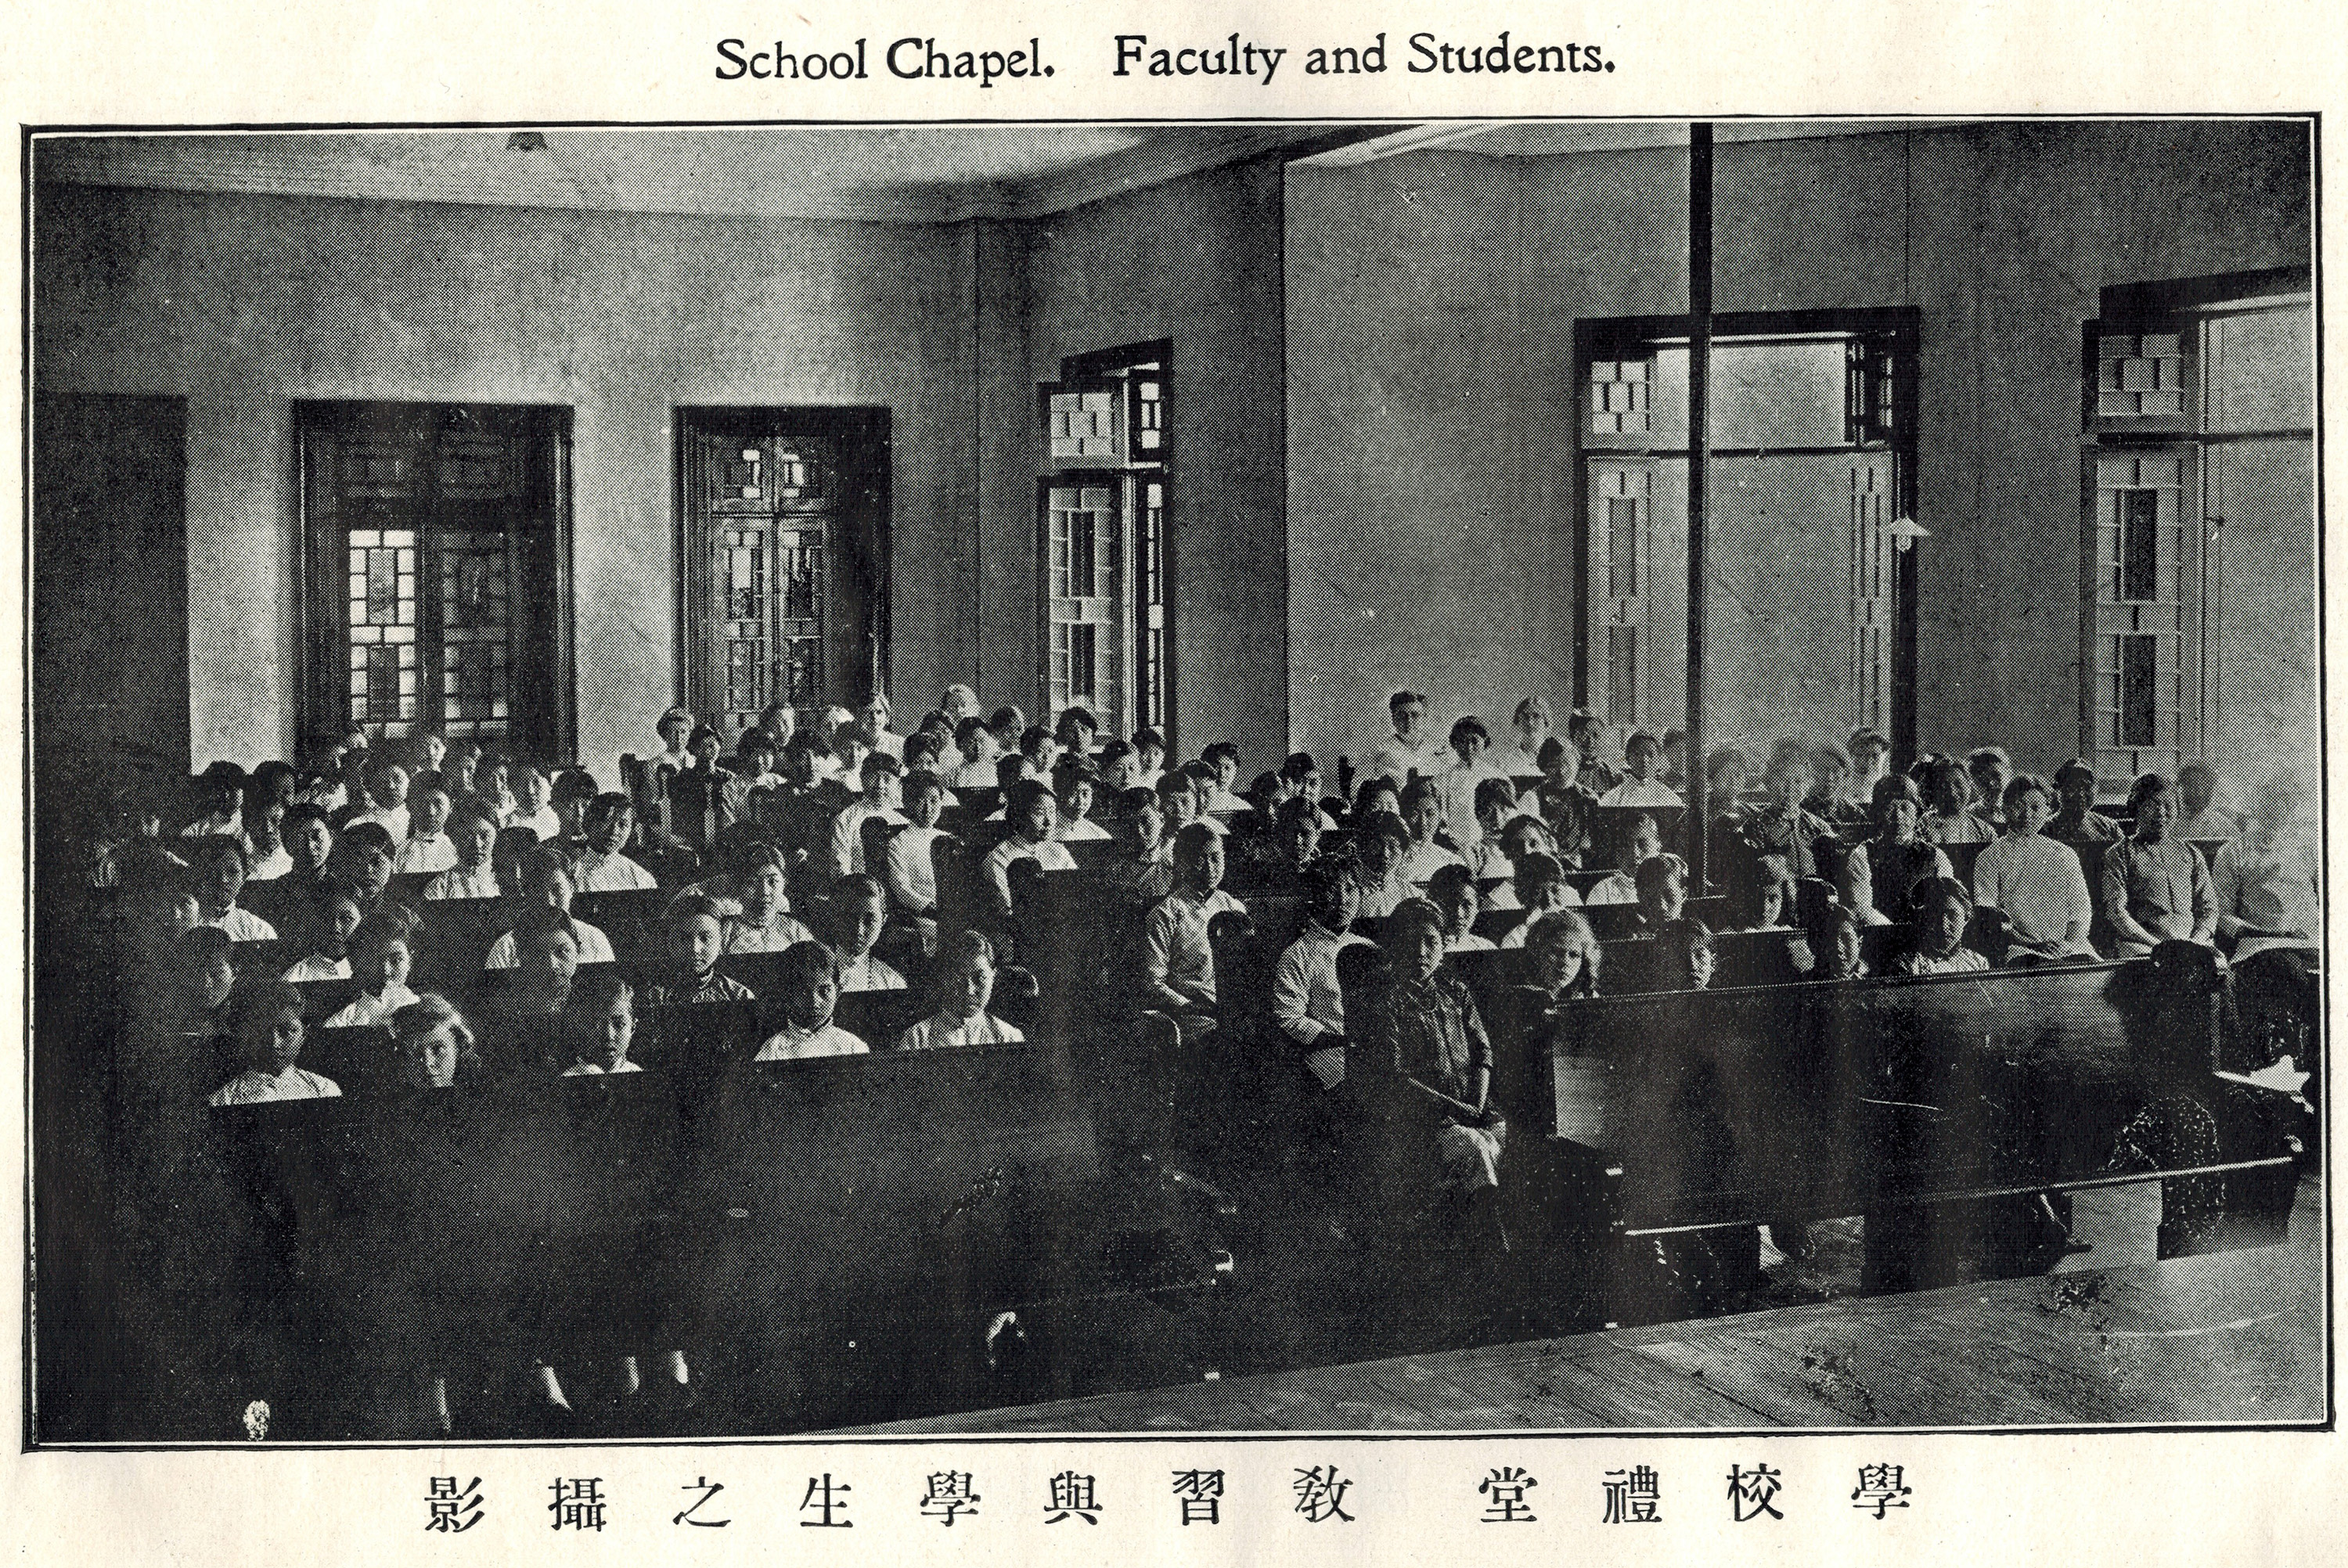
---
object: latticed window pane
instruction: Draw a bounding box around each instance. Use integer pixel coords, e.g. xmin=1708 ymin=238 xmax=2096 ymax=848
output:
xmin=2097 ymin=334 xmax=2186 ymax=419
xmin=1607 ymin=624 xmax=1639 ymax=724
xmin=1587 ymin=358 xmax=1653 ymax=436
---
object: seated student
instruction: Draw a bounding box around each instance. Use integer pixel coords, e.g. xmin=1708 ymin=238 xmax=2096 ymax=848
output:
xmin=495 ymin=914 xmax=583 ymax=1037
xmin=1237 ymin=768 xmax=1287 ymax=822
xmin=949 ymin=716 xmax=1000 ymax=791
xmin=1052 ymin=763 xmax=1112 ymax=842
xmin=1097 ymin=738 xmax=1142 ymax=795
xmin=827 ymin=752 xmax=908 ymax=879
xmin=500 ymin=761 xmax=561 ymax=845
xmin=2213 ymin=774 xmax=2320 ymax=969
xmin=484 ymin=849 xmax=615 ymax=968
xmin=650 ymin=707 xmax=696 ymax=782
xmin=1525 ymin=735 xmax=1600 ymax=869
xmin=1434 ymin=716 xmax=1512 ymax=851
xmin=566 ymin=793 xmax=659 ymax=893
xmin=1350 ymin=775 xmax=1403 ymax=827
xmin=754 ymin=940 xmax=870 ymax=1060
xmin=899 ymin=930 xmax=1026 ymax=1050
xmin=423 ymin=800 xmax=502 ymax=901
xmin=938 ymin=683 xmax=981 ymax=728
xmin=641 ymin=893 xmax=756 ymax=1007
xmin=1723 ymin=739 xmax=1835 ymax=886
xmin=1810 ymin=904 xmax=1870 ymax=980
xmin=1397 ymin=778 xmax=1465 ymax=886
xmin=120 ymin=861 xmax=203 ymax=977
xmin=1840 ymin=775 xmax=1952 ymax=927
xmin=981 ymin=780 xmax=1077 ymax=918
xmin=281 ymin=877 xmax=366 ymax=982
xmin=1723 ymin=854 xmax=1796 ymax=932
xmin=1158 ymin=767 xmax=1226 ymax=843
xmin=189 ymin=834 xmax=276 ymax=942
xmin=1008 ymin=725 xmax=1061 ymax=788
xmin=1052 ymin=703 xmax=1100 ymax=758
xmin=1630 ymin=851 xmax=1691 ymax=936
xmin=751 ymin=737 xmax=846 ymax=869
xmin=1920 ymin=756 xmax=1996 ymax=845
xmin=322 ymin=907 xmax=423 ymax=1028
xmin=1658 ymin=728 xmax=1690 ymax=794
xmin=181 ymin=761 xmax=247 ymax=840
xmin=342 ymin=753 xmax=412 ymax=841
xmin=1889 ymin=876 xmax=1990 ymax=975
xmin=393 ymin=785 xmax=457 ymax=875
xmin=826 ymin=874 xmax=908 ymax=992
xmin=546 ymin=768 xmax=599 ymax=856
xmin=1351 ymin=896 xmax=1507 ymax=1203
xmin=1275 ymin=752 xmax=1334 ymax=824
xmin=1246 ymin=793 xmax=1325 ymax=883
xmin=1597 ymin=728 xmax=1684 ymax=808
xmin=1479 ymin=817 xmax=1559 ymax=909
xmin=2102 ymin=772 xmax=2218 ymax=958
xmin=1584 ymin=811 xmax=1665 ymax=905
xmin=173 ymin=925 xmax=241 ymax=1042
xmin=1567 ymin=709 xmax=1622 ymax=797
xmin=1505 ymin=696 xmax=1555 ymax=780
xmin=1500 ymin=854 xmax=1583 ymax=947
xmin=207 ymin=980 xmax=340 ymax=1105
xmin=900 ymin=732 xmax=962 ymax=811
xmin=1803 ymin=740 xmax=1874 ymax=833
xmin=474 ymin=753 xmax=520 ymax=827
xmin=980 ymin=751 xmax=1037 ymax=818
xmin=560 ymin=970 xmax=643 ymax=1075
xmin=439 ymin=739 xmax=482 ymax=803
xmin=1352 ymin=811 xmax=1417 ymax=920
xmin=730 ymin=731 xmax=785 ymax=796
xmin=1972 ymin=774 xmax=2094 ymax=960
xmin=829 ymin=712 xmax=875 ymax=795
xmin=1139 ymin=822 xmax=1247 ymax=1035
xmin=1518 ymin=908 xmax=1602 ymax=1002
xmin=330 ymin=821 xmax=402 ymax=920
xmin=2046 ymin=758 xmax=2125 ymax=854
xmin=1461 ymin=779 xmax=1526 ymax=882
xmin=1630 ymin=915 xmax=1717 ymax=994
xmin=1272 ymin=858 xmax=1372 ymax=1091
xmin=1102 ymin=789 xmax=1178 ymax=908
xmin=2175 ymin=760 xmax=2242 ymax=841
xmin=988 ymin=705 xmax=1028 ymax=761
xmin=1427 ymin=864 xmax=1494 ymax=953
xmin=883 ymin=771 xmax=951 ymax=944
xmin=1131 ymin=726 xmax=1169 ymax=792
xmin=1966 ymin=747 xmax=2014 ymax=830
xmin=390 ymin=993 xmax=477 ymax=1091
xmin=718 ymin=840 xmax=816 ymax=953
xmin=242 ymin=791 xmax=294 ymax=883
xmin=664 ymin=728 xmax=746 ymax=849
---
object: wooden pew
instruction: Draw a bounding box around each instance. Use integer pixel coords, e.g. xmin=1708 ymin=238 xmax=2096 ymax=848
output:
xmin=1522 ymin=958 xmax=2299 ymax=1315
xmin=574 ymin=887 xmax=672 ymax=961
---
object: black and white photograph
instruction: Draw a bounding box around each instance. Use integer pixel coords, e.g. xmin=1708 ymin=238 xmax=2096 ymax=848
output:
xmin=25 ymin=115 xmax=2322 ymax=1449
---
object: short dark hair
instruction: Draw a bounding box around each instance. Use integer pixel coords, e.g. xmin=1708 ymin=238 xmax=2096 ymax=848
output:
xmin=1425 ymin=862 xmax=1477 ymax=901
xmin=1133 ymin=728 xmax=1167 ymax=753
xmin=902 ymin=769 xmax=946 ymax=804
xmin=351 ymin=905 xmax=420 ymax=954
xmin=776 ymin=939 xmax=839 ymax=993
xmin=1448 ymin=715 xmax=1489 ymax=746
xmin=337 ymin=821 xmax=396 ymax=861
xmin=1203 ymin=740 xmax=1241 ymax=768
xmin=230 ymin=979 xmax=305 ymax=1038
xmin=1474 ymin=777 xmax=1518 ymax=816
xmin=1281 ymin=751 xmax=1317 ymax=783
xmin=665 ymin=891 xmax=729 ymax=928
xmin=585 ymin=791 xmax=633 ymax=831
xmin=1006 ymin=779 xmax=1055 ymax=823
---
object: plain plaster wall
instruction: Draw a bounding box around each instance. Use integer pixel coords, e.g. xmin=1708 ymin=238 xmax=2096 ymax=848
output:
xmin=34 ymin=182 xmax=981 ymax=780
xmin=1286 ymin=120 xmax=2314 ymax=775
xmin=1025 ymin=153 xmax=1290 ymax=764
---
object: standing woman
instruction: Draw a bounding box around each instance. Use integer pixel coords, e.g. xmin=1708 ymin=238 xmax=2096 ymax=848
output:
xmin=2102 ymin=773 xmax=2217 ymax=959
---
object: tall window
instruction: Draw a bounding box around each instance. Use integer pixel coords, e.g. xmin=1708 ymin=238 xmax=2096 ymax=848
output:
xmin=1038 ymin=343 xmax=1172 ymax=739
xmin=297 ymin=401 xmax=573 ymax=761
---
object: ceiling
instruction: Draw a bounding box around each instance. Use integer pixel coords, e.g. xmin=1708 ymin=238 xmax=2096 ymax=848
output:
xmin=34 ymin=125 xmax=1338 ymax=225
xmin=35 ymin=120 xmax=1952 ymax=225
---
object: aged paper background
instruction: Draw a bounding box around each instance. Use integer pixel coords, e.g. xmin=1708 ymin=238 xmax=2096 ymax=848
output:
xmin=0 ymin=0 xmax=2339 ymax=1561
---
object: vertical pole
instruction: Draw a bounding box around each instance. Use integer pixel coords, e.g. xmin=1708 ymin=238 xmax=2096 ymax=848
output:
xmin=1684 ymin=124 xmax=1714 ymax=892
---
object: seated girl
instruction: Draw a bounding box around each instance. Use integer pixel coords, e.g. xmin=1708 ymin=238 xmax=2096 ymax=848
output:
xmin=1271 ymin=858 xmax=1370 ymax=1091
xmin=898 ymin=930 xmax=1026 ymax=1050
xmin=1723 ymin=854 xmax=1795 ymax=932
xmin=242 ymin=791 xmax=294 ymax=883
xmin=2046 ymin=758 xmax=2125 ymax=853
xmin=1350 ymin=897 xmax=1507 ymax=1210
xmin=568 ymin=793 xmax=659 ymax=893
xmin=1259 ymin=795 xmax=1327 ymax=883
xmin=827 ymin=874 xmax=908 ymax=992
xmin=1972 ymin=774 xmax=2095 ymax=961
xmin=1637 ymin=916 xmax=1716 ymax=993
xmin=1889 ymin=876 xmax=1990 ymax=976
xmin=484 ymin=849 xmax=614 ymax=968
xmin=1101 ymin=790 xmax=1176 ymax=908
xmin=1518 ymin=908 xmax=1601 ymax=1002
xmin=642 ymin=893 xmax=756 ymax=1007
xmin=1352 ymin=811 xmax=1417 ymax=921
xmin=390 ymin=993 xmax=477 ymax=1091
xmin=1839 ymin=775 xmax=1952 ymax=927
xmin=1725 ymin=739 xmax=1834 ymax=885
xmin=1583 ymin=812 xmax=1662 ymax=905
xmin=1426 ymin=864 xmax=1493 ymax=953
xmin=1967 ymin=747 xmax=2014 ymax=830
xmin=1499 ymin=853 xmax=1582 ymax=946
xmin=1802 ymin=740 xmax=1874 ymax=833
xmin=1479 ymin=817 xmax=1558 ymax=909
xmin=2213 ymin=774 xmax=2321 ymax=971
xmin=1053 ymin=764 xmax=1112 ymax=842
xmin=1597 ymin=729 xmax=1684 ymax=807
xmin=1526 ymin=736 xmax=1597 ymax=869
xmin=1461 ymin=778 xmax=1525 ymax=882
xmin=2101 ymin=771 xmax=2217 ymax=959
xmin=191 ymin=834 xmax=276 ymax=943
xmin=499 ymin=913 xmax=582 ymax=1027
xmin=281 ymin=877 xmax=367 ymax=983
xmin=423 ymin=802 xmax=502 ymax=901
xmin=754 ymin=940 xmax=870 ymax=1060
xmin=1920 ymin=757 xmax=1996 ymax=845
xmin=170 ymin=924 xmax=239 ymax=1042
xmin=207 ymin=980 xmax=340 ymax=1105
xmin=1396 ymin=778 xmax=1464 ymax=886
xmin=1349 ymin=775 xmax=1403 ymax=829
xmin=980 ymin=780 xmax=1077 ymax=919
xmin=560 ymin=970 xmax=643 ymax=1075
xmin=1811 ymin=904 xmax=1869 ymax=980
xmin=322 ymin=907 xmax=423 ymax=1027
xmin=725 ymin=840 xmax=817 ymax=954
xmin=1631 ymin=852 xmax=1691 ymax=935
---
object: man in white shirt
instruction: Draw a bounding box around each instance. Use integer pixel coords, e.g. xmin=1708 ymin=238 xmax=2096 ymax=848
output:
xmin=1366 ymin=689 xmax=1441 ymax=788
xmin=1139 ymin=824 xmax=1247 ymax=1038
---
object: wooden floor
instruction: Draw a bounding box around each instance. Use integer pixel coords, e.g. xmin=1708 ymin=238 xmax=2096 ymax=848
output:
xmin=857 ymin=1176 xmax=2326 ymax=1432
